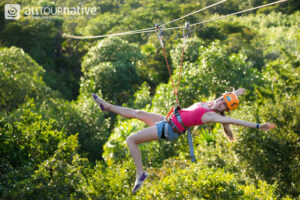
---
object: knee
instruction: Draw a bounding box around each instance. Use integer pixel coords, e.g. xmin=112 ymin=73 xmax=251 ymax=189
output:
xmin=126 ymin=135 xmax=134 ymax=145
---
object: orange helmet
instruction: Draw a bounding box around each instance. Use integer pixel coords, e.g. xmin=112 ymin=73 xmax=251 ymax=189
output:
xmin=223 ymin=92 xmax=239 ymax=111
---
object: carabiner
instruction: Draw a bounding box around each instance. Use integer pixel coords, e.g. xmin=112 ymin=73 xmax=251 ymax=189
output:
xmin=155 ymin=23 xmax=164 ymax=48
xmin=183 ymin=22 xmax=191 ymax=39
xmin=155 ymin=23 xmax=164 ymax=38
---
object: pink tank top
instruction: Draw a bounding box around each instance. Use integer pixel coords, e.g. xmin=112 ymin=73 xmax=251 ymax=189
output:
xmin=171 ymin=102 xmax=215 ymax=132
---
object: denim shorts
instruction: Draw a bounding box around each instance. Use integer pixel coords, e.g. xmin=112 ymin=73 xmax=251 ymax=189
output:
xmin=156 ymin=117 xmax=180 ymax=141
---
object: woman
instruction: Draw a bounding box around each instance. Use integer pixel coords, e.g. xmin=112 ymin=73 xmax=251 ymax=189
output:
xmin=92 ymin=88 xmax=275 ymax=193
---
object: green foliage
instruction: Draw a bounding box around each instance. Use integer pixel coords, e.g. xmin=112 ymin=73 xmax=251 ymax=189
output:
xmin=132 ymin=82 xmax=152 ymax=109
xmin=0 ymin=19 xmax=62 ymax=70
xmin=26 ymin=135 xmax=91 ymax=200
xmin=136 ymin=40 xmax=171 ymax=90
xmin=0 ymin=47 xmax=50 ymax=112
xmin=0 ymin=18 xmax=77 ymax=97
xmin=263 ymin=55 xmax=300 ymax=97
xmin=0 ymin=109 xmax=63 ymax=198
xmin=12 ymin=96 xmax=111 ymax=162
xmin=56 ymin=39 xmax=86 ymax=100
xmin=73 ymin=96 xmax=111 ymax=161
xmin=86 ymin=160 xmax=136 ymax=199
xmin=0 ymin=2 xmax=299 ymax=199
xmin=147 ymin=168 xmax=243 ymax=199
xmin=81 ymin=61 xmax=140 ymax=104
xmin=193 ymin=41 xmax=262 ymax=96
xmin=232 ymin=95 xmax=300 ymax=197
xmin=1 ymin=108 xmax=92 ymax=199
xmin=82 ymin=13 xmax=121 ymax=36
xmin=140 ymin=160 xmax=277 ymax=199
xmin=81 ymin=37 xmax=142 ymax=104
xmin=81 ymin=37 xmax=142 ymax=73
xmin=171 ymin=37 xmax=205 ymax=67
xmin=195 ymin=21 xmax=256 ymax=43
xmin=0 ymin=109 xmax=63 ymax=168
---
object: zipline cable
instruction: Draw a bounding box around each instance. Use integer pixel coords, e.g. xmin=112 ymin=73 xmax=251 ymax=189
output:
xmin=62 ymin=0 xmax=227 ymax=39
xmin=184 ymin=0 xmax=290 ymax=30
xmin=160 ymin=0 xmax=289 ymax=32
xmin=161 ymin=0 xmax=227 ymax=27
xmin=63 ymin=0 xmax=288 ymax=39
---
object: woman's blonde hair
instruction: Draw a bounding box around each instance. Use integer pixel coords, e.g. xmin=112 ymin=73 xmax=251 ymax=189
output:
xmin=210 ymin=98 xmax=236 ymax=142
xmin=220 ymin=111 xmax=236 ymax=142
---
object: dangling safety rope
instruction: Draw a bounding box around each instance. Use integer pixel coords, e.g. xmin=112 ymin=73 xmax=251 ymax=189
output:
xmin=155 ymin=22 xmax=191 ymax=108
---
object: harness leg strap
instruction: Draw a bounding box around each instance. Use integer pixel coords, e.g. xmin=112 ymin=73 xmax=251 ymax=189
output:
xmin=164 ymin=122 xmax=169 ymax=139
xmin=187 ymin=128 xmax=196 ymax=162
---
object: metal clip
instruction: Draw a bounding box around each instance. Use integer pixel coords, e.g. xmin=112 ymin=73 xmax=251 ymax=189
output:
xmin=183 ymin=22 xmax=191 ymax=39
xmin=155 ymin=23 xmax=164 ymax=38
xmin=155 ymin=23 xmax=164 ymax=48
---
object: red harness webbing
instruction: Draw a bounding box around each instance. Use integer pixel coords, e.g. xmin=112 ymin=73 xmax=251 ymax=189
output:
xmin=155 ymin=23 xmax=191 ymax=108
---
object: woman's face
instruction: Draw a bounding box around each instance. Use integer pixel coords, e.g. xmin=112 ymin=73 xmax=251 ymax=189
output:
xmin=215 ymin=97 xmax=228 ymax=112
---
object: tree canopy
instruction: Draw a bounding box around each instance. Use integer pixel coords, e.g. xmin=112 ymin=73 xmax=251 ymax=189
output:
xmin=0 ymin=0 xmax=299 ymax=199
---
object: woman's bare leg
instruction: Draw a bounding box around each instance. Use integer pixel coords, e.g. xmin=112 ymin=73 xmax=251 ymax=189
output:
xmin=126 ymin=126 xmax=159 ymax=177
xmin=97 ymin=98 xmax=163 ymax=126
xmin=94 ymin=95 xmax=161 ymax=172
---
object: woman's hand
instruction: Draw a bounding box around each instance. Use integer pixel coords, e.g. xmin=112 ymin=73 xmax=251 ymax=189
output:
xmin=259 ymin=123 xmax=276 ymax=131
xmin=234 ymin=88 xmax=246 ymax=96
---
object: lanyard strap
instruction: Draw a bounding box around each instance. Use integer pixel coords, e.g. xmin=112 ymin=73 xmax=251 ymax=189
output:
xmin=174 ymin=107 xmax=196 ymax=163
xmin=155 ymin=23 xmax=191 ymax=107
xmin=187 ymin=128 xmax=196 ymax=162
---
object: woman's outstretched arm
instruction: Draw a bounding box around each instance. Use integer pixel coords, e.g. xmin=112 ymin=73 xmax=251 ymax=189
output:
xmin=204 ymin=112 xmax=275 ymax=131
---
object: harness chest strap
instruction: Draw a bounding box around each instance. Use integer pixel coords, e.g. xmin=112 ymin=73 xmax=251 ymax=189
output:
xmin=163 ymin=122 xmax=169 ymax=139
xmin=174 ymin=107 xmax=186 ymax=130
xmin=173 ymin=107 xmax=196 ymax=163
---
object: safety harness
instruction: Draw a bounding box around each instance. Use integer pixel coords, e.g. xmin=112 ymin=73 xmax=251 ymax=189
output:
xmin=155 ymin=23 xmax=196 ymax=162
